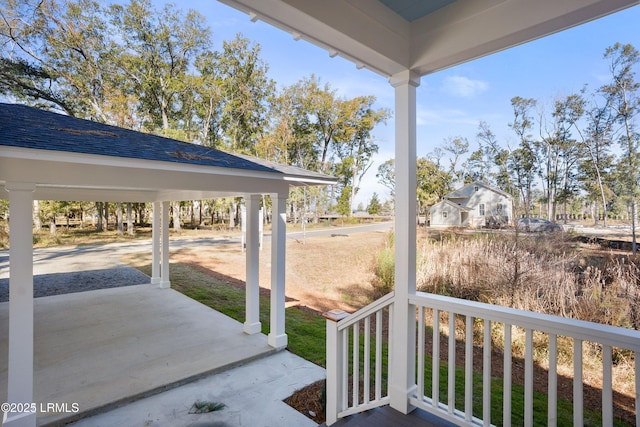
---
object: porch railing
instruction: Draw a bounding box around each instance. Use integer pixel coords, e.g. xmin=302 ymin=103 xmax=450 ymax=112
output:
xmin=410 ymin=291 xmax=640 ymax=426
xmin=325 ymin=291 xmax=640 ymax=426
xmin=324 ymin=291 xmax=395 ymax=426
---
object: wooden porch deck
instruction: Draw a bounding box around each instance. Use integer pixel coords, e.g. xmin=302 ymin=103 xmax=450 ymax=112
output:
xmin=322 ymin=406 xmax=457 ymax=427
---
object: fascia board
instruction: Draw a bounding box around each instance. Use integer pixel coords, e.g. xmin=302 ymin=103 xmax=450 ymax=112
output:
xmin=0 ymin=146 xmax=284 ymax=182
xmin=218 ymin=0 xmax=410 ymax=76
xmin=0 ymin=157 xmax=286 ymax=196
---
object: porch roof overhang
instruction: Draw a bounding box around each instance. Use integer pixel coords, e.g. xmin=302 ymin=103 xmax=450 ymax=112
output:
xmin=219 ymin=0 xmax=640 ymax=78
xmin=0 ymin=103 xmax=336 ymax=202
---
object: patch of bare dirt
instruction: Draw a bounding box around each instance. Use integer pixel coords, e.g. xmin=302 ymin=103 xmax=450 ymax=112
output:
xmin=171 ymin=230 xmax=387 ymax=313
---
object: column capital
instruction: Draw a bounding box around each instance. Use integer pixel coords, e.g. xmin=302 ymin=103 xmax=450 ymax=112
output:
xmin=389 ymin=70 xmax=421 ymax=88
xmin=245 ymin=193 xmax=262 ymax=202
xmin=271 ymin=190 xmax=289 ymax=201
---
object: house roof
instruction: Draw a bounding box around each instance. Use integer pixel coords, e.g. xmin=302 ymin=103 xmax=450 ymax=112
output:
xmin=219 ymin=0 xmax=639 ymax=78
xmin=430 ymin=199 xmax=471 ymax=212
xmin=445 ymin=181 xmax=512 ymax=200
xmin=0 ymin=103 xmax=336 ymax=202
xmin=0 ymin=104 xmax=276 ymax=172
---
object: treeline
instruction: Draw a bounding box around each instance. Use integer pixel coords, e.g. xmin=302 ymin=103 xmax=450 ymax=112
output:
xmin=379 ymin=43 xmax=640 ymax=250
xmin=31 ymin=200 xmax=242 ymax=234
xmin=0 ymin=0 xmax=389 ymax=228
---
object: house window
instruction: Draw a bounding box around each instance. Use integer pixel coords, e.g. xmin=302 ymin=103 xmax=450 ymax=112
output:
xmin=497 ymin=203 xmax=503 ymax=214
xmin=442 ymin=211 xmax=448 ymax=219
xmin=474 ymin=185 xmax=479 ymax=192
xmin=479 ymin=204 xmax=485 ymax=216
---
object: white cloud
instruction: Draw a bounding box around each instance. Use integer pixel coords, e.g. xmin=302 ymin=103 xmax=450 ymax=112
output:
xmin=442 ymin=76 xmax=489 ymax=97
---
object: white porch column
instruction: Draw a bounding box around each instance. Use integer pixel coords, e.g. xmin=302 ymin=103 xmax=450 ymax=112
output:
xmin=389 ymin=70 xmax=420 ymax=414
xmin=244 ymin=195 xmax=261 ymax=335
xmin=268 ymin=192 xmax=287 ymax=349
xmin=159 ymin=201 xmax=171 ymax=288
xmin=5 ymin=182 xmax=36 ymax=427
xmin=151 ymin=201 xmax=161 ymax=285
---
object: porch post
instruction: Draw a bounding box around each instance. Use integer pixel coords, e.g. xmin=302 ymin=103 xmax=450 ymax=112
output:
xmin=159 ymin=201 xmax=170 ymax=288
xmin=244 ymin=194 xmax=261 ymax=334
xmin=389 ymin=70 xmax=420 ymax=414
xmin=268 ymin=192 xmax=287 ymax=348
xmin=151 ymin=201 xmax=161 ymax=285
xmin=5 ymin=182 xmax=36 ymax=427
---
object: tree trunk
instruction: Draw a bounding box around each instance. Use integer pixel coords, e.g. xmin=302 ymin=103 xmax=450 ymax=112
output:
xmin=139 ymin=204 xmax=146 ymax=226
xmin=126 ymin=203 xmax=134 ymax=235
xmin=290 ymin=201 xmax=298 ymax=224
xmin=632 ymin=197 xmax=638 ymax=255
xmin=33 ymin=200 xmax=41 ymax=232
xmin=172 ymin=202 xmax=181 ymax=231
xmin=96 ymin=202 xmax=103 ymax=232
xmin=262 ymin=195 xmax=268 ymax=225
xmin=102 ymin=202 xmax=109 ymax=232
xmin=116 ymin=202 xmax=123 ymax=235
xmin=229 ymin=202 xmax=235 ymax=228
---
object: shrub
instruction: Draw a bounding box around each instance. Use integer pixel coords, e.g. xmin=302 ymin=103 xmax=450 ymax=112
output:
xmin=372 ymin=246 xmax=394 ymax=298
xmin=371 ymin=232 xmax=395 ymax=298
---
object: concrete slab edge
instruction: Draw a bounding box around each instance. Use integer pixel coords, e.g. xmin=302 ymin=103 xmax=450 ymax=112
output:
xmin=41 ymin=347 xmax=282 ymax=427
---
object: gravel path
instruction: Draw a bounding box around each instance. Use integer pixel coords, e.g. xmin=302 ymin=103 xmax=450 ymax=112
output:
xmin=0 ymin=243 xmax=151 ymax=302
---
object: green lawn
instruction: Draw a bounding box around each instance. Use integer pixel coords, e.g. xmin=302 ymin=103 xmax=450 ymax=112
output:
xmin=421 ymin=354 xmax=629 ymax=426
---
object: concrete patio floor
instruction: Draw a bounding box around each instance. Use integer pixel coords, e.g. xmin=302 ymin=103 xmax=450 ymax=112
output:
xmin=0 ymin=284 xmax=322 ymax=426
xmin=66 ymin=350 xmax=324 ymax=427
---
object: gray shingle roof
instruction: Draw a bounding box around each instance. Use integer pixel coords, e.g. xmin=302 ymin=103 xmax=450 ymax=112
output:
xmin=0 ymin=103 xmax=280 ymax=174
xmin=445 ymin=181 xmax=512 ymax=199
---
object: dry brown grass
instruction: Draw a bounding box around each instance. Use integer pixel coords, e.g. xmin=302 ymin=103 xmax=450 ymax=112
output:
xmin=408 ymin=229 xmax=639 ymax=419
xmin=415 ymin=231 xmax=640 ymax=329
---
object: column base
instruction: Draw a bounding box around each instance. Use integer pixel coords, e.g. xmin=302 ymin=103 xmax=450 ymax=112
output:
xmin=150 ymin=277 xmax=161 ymax=285
xmin=243 ymin=322 xmax=262 ymax=335
xmin=268 ymin=333 xmax=288 ymax=349
xmin=157 ymin=281 xmax=171 ymax=289
xmin=389 ymin=384 xmax=418 ymax=414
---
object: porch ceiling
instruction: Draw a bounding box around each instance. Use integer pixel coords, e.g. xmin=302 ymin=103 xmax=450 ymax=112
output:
xmin=0 ymin=103 xmax=336 ymax=202
xmin=218 ymin=0 xmax=640 ymax=77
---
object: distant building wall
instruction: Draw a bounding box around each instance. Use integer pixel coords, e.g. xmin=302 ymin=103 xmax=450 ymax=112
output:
xmin=429 ymin=202 xmax=462 ymax=227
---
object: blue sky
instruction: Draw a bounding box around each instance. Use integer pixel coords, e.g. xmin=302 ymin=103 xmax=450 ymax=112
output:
xmin=170 ymin=1 xmax=640 ymax=205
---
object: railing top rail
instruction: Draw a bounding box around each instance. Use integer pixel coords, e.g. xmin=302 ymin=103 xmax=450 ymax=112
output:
xmin=337 ymin=291 xmax=395 ymax=331
xmin=409 ymin=291 xmax=640 ymax=351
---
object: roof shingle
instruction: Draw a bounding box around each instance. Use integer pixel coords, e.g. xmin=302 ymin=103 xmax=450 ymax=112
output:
xmin=0 ymin=103 xmax=277 ymax=173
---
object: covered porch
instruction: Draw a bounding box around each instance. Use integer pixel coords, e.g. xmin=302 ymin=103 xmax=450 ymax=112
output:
xmin=0 ymin=284 xmax=276 ymax=426
xmin=219 ymin=0 xmax=640 ymax=426
xmin=0 ymin=103 xmax=336 ymax=426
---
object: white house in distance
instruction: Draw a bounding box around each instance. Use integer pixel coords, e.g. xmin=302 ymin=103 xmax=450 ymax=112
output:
xmin=430 ymin=181 xmax=512 ymax=228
